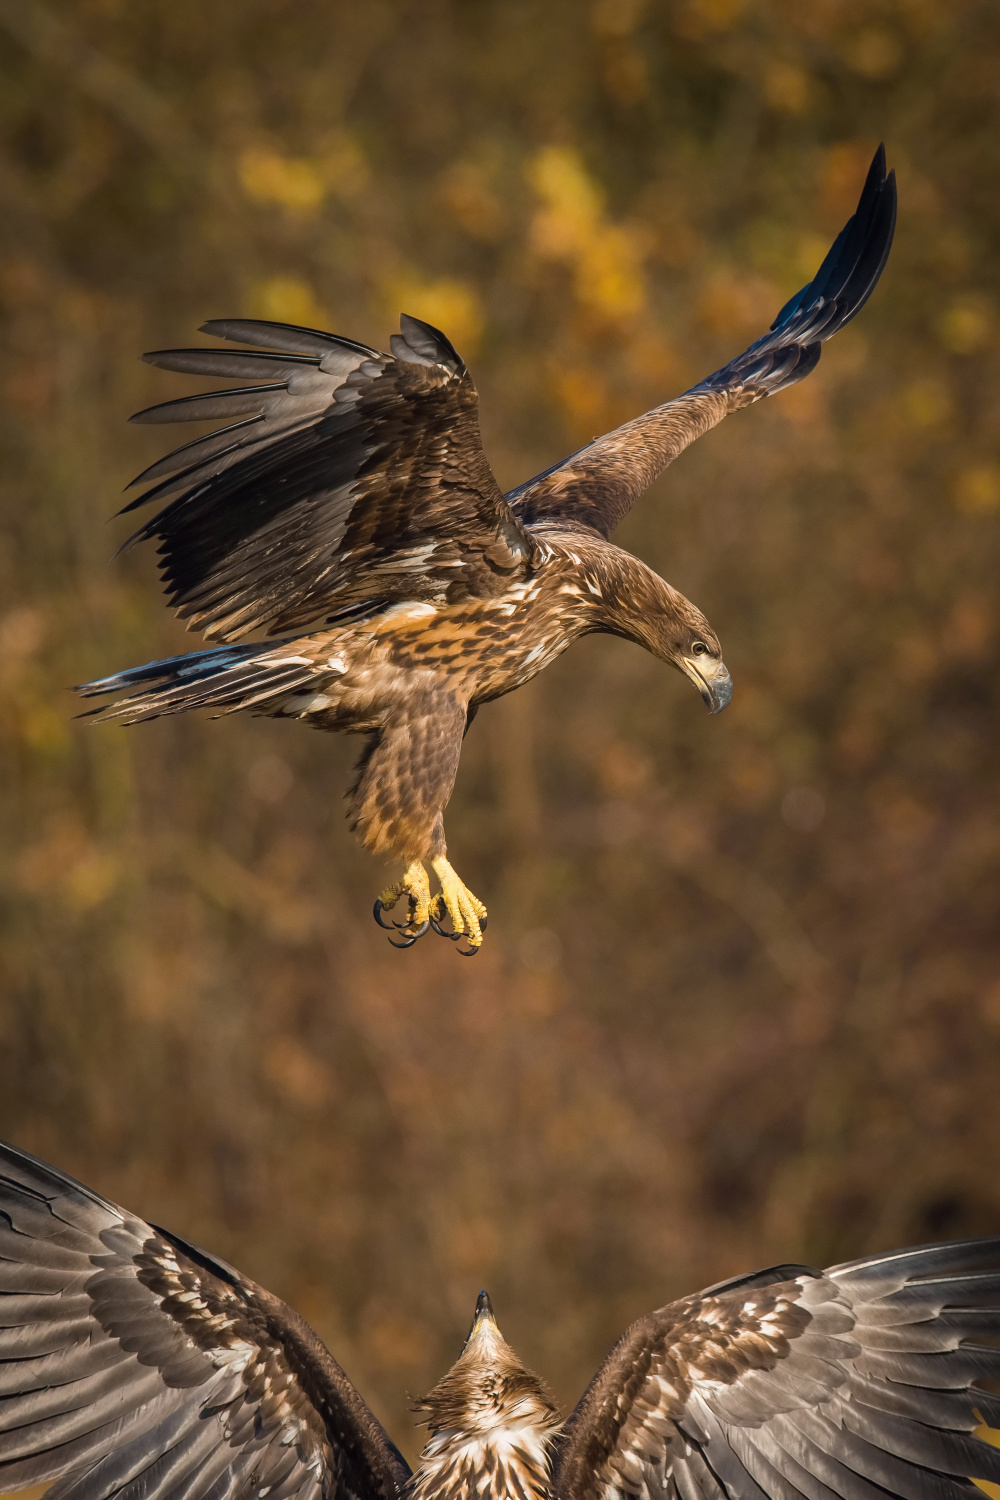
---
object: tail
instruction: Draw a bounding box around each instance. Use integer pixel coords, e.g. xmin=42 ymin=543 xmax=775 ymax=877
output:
xmin=76 ymin=639 xmax=321 ymax=723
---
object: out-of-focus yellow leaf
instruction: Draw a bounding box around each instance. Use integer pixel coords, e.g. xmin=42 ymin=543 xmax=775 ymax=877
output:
xmin=674 ymin=0 xmax=749 ymax=40
xmin=577 ymin=223 xmax=647 ymax=320
xmin=239 ymin=147 xmax=327 ymax=211
xmin=553 ymin=366 xmax=613 ymax=438
xmin=696 ymin=272 xmax=777 ymax=337
xmin=529 ymin=146 xmax=603 ymax=260
xmin=937 ymin=296 xmax=994 ymax=354
xmin=902 ymin=376 xmax=953 ymax=430
xmin=529 ymin=146 xmax=647 ymax=322
xmin=439 ymin=162 xmax=503 ymax=241
xmin=763 ymin=62 xmax=811 ymax=115
xmin=846 ymin=26 xmax=903 ymax=79
xmin=385 ymin=277 xmax=484 ymax=354
xmin=974 ymin=1426 xmax=1000 ymax=1500
xmin=591 ymin=0 xmax=646 ymax=37
xmin=249 ymin=275 xmax=329 ymax=328
xmin=954 ymin=462 xmax=1000 ymax=515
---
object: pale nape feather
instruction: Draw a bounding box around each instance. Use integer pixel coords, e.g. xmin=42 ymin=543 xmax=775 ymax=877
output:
xmin=411 ymin=1294 xmax=561 ymax=1500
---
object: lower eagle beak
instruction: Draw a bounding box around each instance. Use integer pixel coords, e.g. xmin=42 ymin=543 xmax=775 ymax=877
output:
xmin=682 ymin=657 xmax=733 ymax=714
xmin=465 ymin=1290 xmax=498 ymax=1344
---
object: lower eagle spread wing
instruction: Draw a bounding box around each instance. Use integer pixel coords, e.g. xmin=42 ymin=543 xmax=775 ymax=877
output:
xmin=122 ymin=313 xmax=534 ymax=642
xmin=510 ymin=145 xmax=896 ymax=540
xmin=553 ymin=1240 xmax=1000 ymax=1500
xmin=0 ymin=1140 xmax=411 ymax=1500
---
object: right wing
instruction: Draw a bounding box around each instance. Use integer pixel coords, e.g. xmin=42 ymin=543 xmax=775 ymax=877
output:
xmin=0 ymin=1139 xmax=411 ymax=1500
xmin=510 ymin=145 xmax=896 ymax=541
xmin=554 ymin=1240 xmax=1000 ymax=1500
xmin=121 ymin=313 xmax=534 ymax=642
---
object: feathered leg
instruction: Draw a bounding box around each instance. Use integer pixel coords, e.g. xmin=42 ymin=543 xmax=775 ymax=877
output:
xmin=350 ymin=690 xmax=488 ymax=952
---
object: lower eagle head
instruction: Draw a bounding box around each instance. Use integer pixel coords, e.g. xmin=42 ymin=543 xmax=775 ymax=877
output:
xmin=411 ymin=1292 xmax=560 ymax=1500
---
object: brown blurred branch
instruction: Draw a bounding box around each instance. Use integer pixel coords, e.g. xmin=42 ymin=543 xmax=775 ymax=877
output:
xmin=0 ymin=0 xmax=193 ymax=166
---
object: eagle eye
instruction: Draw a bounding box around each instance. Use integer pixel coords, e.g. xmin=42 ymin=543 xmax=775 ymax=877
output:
xmin=691 ymin=641 xmax=709 ymax=656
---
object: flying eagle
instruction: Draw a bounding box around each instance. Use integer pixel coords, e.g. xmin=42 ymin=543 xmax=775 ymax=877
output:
xmin=77 ymin=148 xmax=896 ymax=952
xmin=2 ymin=1137 xmax=999 ymax=1500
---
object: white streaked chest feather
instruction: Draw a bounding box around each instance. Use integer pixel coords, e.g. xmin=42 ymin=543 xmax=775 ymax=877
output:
xmin=411 ymin=1423 xmax=557 ymax=1500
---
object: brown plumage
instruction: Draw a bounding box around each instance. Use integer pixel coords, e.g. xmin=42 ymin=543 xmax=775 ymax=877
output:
xmin=78 ymin=148 xmax=896 ymax=951
xmin=5 ymin=1137 xmax=1000 ymax=1500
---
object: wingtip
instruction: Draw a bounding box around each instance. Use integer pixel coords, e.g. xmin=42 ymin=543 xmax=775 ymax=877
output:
xmin=396 ymin=313 xmax=465 ymax=374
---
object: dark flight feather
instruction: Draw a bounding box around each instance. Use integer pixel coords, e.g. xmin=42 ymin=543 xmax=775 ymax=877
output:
xmin=553 ymin=1239 xmax=1000 ymax=1500
xmin=112 ymin=151 xmax=896 ymax=639
xmin=509 ymin=144 xmax=896 ymax=539
xmin=121 ymin=314 xmax=534 ymax=643
xmin=0 ymin=1140 xmax=411 ymax=1500
xmin=76 ymin=640 xmax=326 ymax=722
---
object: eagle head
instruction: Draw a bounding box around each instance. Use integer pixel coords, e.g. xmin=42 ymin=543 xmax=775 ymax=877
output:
xmin=412 ymin=1292 xmax=560 ymax=1499
xmin=600 ymin=560 xmax=733 ymax=715
xmin=652 ymin=591 xmax=733 ymax=715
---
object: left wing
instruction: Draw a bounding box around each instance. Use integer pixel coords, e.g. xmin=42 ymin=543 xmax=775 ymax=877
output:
xmin=121 ymin=314 xmax=534 ymax=642
xmin=511 ymin=145 xmax=896 ymax=540
xmin=553 ymin=1239 xmax=1000 ymax=1500
xmin=0 ymin=1139 xmax=411 ymax=1500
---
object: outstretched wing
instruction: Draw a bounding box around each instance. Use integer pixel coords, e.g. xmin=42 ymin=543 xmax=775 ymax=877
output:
xmin=553 ymin=1240 xmax=1000 ymax=1500
xmin=0 ymin=1139 xmax=411 ymax=1500
xmin=511 ymin=145 xmax=897 ymax=540
xmin=122 ymin=313 xmax=533 ymax=642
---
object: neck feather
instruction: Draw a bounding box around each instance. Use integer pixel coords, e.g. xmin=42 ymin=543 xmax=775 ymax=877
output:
xmin=410 ymin=1321 xmax=561 ymax=1500
xmin=410 ymin=1421 xmax=559 ymax=1500
xmin=549 ymin=534 xmax=699 ymax=651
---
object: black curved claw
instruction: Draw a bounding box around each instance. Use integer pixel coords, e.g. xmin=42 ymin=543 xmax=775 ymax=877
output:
xmin=456 ymin=940 xmax=481 ymax=957
xmin=430 ymin=913 xmax=462 ymax=941
xmin=373 ymin=899 xmax=395 ymax=930
xmin=480 ymin=915 xmax=488 ymax=932
xmin=386 ymin=917 xmax=430 ymax=949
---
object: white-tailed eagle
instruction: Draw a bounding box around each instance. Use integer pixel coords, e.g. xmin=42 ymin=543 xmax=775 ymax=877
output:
xmin=77 ymin=149 xmax=896 ymax=952
xmin=3 ymin=1138 xmax=999 ymax=1500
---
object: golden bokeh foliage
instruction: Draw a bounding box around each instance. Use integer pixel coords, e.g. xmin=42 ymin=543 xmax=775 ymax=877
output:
xmin=0 ymin=0 xmax=999 ymax=1470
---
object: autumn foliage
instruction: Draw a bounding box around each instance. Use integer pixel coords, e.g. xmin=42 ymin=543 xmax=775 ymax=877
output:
xmin=0 ymin=0 xmax=998 ymax=1463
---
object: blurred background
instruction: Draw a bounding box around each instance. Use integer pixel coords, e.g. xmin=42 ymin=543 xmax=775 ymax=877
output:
xmin=1 ymin=0 xmax=999 ymax=1467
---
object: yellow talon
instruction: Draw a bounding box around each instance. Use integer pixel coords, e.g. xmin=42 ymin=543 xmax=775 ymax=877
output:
xmin=430 ymin=857 xmax=488 ymax=950
xmin=376 ymin=860 xmax=432 ymax=938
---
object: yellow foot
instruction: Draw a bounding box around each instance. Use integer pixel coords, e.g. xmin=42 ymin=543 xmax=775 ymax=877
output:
xmin=373 ymin=860 xmax=432 ymax=948
xmin=429 ymin=857 xmax=488 ymax=955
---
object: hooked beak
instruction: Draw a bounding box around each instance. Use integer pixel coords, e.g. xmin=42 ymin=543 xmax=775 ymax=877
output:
xmin=465 ymin=1290 xmax=498 ymax=1345
xmin=681 ymin=656 xmax=733 ymax=715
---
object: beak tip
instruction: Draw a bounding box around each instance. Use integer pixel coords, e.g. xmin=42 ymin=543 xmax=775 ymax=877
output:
xmin=701 ymin=665 xmax=733 ymax=714
xmin=681 ymin=656 xmax=733 ymax=714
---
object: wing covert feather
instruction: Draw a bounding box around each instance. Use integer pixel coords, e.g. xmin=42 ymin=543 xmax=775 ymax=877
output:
xmin=0 ymin=1140 xmax=411 ymax=1500
xmin=123 ymin=313 xmax=533 ymax=642
xmin=554 ymin=1241 xmax=1000 ymax=1500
